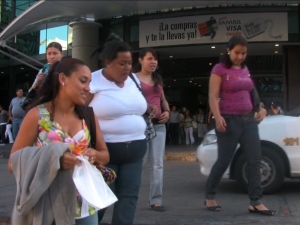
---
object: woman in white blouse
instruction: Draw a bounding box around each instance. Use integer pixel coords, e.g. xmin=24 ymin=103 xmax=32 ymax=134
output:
xmin=86 ymin=41 xmax=155 ymax=225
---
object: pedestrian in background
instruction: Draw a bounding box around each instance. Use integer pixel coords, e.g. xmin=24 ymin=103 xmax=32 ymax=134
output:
xmin=5 ymin=118 xmax=14 ymax=144
xmin=134 ymin=48 xmax=170 ymax=212
xmin=178 ymin=108 xmax=185 ymax=144
xmin=29 ymin=42 xmax=63 ymax=92
xmin=269 ymin=101 xmax=284 ymax=115
xmin=168 ymin=105 xmax=180 ymax=145
xmin=205 ymin=36 xmax=275 ymax=216
xmin=0 ymin=104 xmax=8 ymax=145
xmin=86 ymin=41 xmax=153 ymax=225
xmin=8 ymin=88 xmax=26 ymax=139
xmin=183 ymin=109 xmax=194 ymax=145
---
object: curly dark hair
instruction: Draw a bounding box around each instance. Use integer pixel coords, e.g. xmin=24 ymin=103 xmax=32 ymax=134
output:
xmin=29 ymin=58 xmax=87 ymax=120
xmin=92 ymin=40 xmax=131 ymax=67
xmin=220 ymin=36 xmax=248 ymax=68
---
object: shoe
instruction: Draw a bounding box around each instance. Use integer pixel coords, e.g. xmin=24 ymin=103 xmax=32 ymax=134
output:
xmin=151 ymin=204 xmax=166 ymax=212
xmin=248 ymin=205 xmax=275 ymax=216
xmin=204 ymin=200 xmax=222 ymax=212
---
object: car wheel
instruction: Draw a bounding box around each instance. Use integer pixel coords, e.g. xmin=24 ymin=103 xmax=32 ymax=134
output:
xmin=234 ymin=146 xmax=285 ymax=194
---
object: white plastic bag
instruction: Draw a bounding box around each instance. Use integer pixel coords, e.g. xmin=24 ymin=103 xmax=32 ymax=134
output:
xmin=73 ymin=155 xmax=118 ymax=210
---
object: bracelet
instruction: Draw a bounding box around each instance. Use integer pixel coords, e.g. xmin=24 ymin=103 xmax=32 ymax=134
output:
xmin=164 ymin=110 xmax=170 ymax=113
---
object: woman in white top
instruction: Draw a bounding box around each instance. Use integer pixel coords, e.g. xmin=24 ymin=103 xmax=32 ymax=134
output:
xmin=86 ymin=41 xmax=155 ymax=225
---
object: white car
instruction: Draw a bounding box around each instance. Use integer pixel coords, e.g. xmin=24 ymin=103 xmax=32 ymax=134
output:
xmin=197 ymin=115 xmax=300 ymax=194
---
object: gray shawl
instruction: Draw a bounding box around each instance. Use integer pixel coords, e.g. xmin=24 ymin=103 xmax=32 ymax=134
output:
xmin=11 ymin=143 xmax=77 ymax=225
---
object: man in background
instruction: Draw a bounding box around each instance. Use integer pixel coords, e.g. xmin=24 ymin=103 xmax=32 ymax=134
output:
xmin=168 ymin=106 xmax=180 ymax=145
xmin=9 ymin=88 xmax=26 ymax=140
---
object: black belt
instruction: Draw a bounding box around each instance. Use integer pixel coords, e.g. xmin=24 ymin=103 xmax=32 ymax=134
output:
xmin=151 ymin=118 xmax=159 ymax=124
xmin=13 ymin=116 xmax=24 ymax=119
xmin=222 ymin=112 xmax=254 ymax=117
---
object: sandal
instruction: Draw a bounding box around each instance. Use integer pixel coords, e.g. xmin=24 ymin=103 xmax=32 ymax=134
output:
xmin=204 ymin=200 xmax=222 ymax=212
xmin=151 ymin=204 xmax=166 ymax=212
xmin=248 ymin=205 xmax=275 ymax=216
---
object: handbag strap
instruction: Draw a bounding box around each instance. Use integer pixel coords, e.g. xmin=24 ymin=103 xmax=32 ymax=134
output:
xmin=129 ymin=73 xmax=144 ymax=96
xmin=77 ymin=106 xmax=96 ymax=148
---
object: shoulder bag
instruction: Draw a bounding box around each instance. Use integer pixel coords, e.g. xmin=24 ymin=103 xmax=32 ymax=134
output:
xmin=129 ymin=74 xmax=156 ymax=142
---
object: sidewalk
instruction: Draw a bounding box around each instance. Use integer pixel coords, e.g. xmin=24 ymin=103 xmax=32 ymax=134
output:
xmin=0 ymin=143 xmax=197 ymax=161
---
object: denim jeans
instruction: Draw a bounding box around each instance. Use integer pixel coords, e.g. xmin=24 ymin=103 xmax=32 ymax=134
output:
xmin=205 ymin=114 xmax=263 ymax=206
xmin=52 ymin=212 xmax=98 ymax=225
xmin=143 ymin=124 xmax=166 ymax=205
xmin=75 ymin=213 xmax=98 ymax=225
xmin=184 ymin=127 xmax=194 ymax=145
xmin=98 ymin=139 xmax=147 ymax=225
xmin=0 ymin=124 xmax=6 ymax=143
xmin=169 ymin=123 xmax=179 ymax=144
xmin=12 ymin=118 xmax=23 ymax=140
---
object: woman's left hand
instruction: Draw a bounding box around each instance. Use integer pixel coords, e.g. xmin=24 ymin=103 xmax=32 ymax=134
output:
xmin=158 ymin=111 xmax=169 ymax=123
xmin=82 ymin=148 xmax=98 ymax=165
xmin=254 ymin=108 xmax=267 ymax=121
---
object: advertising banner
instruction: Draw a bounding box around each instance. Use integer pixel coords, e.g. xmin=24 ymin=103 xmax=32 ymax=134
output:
xmin=139 ymin=13 xmax=288 ymax=47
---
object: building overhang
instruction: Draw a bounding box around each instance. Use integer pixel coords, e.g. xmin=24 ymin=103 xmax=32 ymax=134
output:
xmin=1 ymin=0 xmax=300 ymax=43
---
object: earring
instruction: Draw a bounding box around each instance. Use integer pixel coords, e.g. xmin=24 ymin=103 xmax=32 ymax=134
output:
xmin=62 ymin=82 xmax=65 ymax=86
xmin=227 ymin=52 xmax=230 ymax=55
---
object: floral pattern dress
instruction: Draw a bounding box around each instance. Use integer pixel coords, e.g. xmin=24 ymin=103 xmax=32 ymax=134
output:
xmin=36 ymin=104 xmax=96 ymax=218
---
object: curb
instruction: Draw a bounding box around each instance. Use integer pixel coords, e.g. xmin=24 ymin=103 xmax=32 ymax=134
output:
xmin=164 ymin=151 xmax=196 ymax=161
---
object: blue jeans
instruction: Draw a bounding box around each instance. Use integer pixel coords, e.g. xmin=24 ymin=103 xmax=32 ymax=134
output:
xmin=52 ymin=213 xmax=98 ymax=225
xmin=98 ymin=139 xmax=147 ymax=225
xmin=143 ymin=124 xmax=166 ymax=205
xmin=12 ymin=118 xmax=23 ymax=140
xmin=205 ymin=114 xmax=263 ymax=206
xmin=75 ymin=213 xmax=98 ymax=225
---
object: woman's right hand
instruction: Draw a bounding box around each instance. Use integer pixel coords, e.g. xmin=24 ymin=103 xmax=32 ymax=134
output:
xmin=60 ymin=152 xmax=81 ymax=170
xmin=215 ymin=116 xmax=227 ymax=132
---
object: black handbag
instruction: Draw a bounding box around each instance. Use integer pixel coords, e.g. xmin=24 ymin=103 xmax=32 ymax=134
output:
xmin=129 ymin=74 xmax=156 ymax=142
xmin=20 ymin=89 xmax=37 ymax=110
xmin=77 ymin=106 xmax=117 ymax=185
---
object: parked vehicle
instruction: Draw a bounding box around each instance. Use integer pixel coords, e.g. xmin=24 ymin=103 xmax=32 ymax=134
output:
xmin=197 ymin=115 xmax=300 ymax=194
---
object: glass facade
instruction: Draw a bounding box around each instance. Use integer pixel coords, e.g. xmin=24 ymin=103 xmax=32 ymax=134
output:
xmin=39 ymin=25 xmax=72 ymax=54
xmin=0 ymin=1 xmax=300 ymax=111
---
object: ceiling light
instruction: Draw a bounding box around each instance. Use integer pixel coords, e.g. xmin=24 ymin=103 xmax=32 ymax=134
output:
xmin=169 ymin=55 xmax=173 ymax=58
xmin=211 ymin=46 xmax=215 ymax=49
xmin=194 ymin=83 xmax=197 ymax=85
xmin=189 ymin=80 xmax=192 ymax=83
xmin=21 ymin=67 xmax=24 ymax=69
xmin=209 ymin=63 xmax=212 ymax=65
xmin=199 ymin=85 xmax=201 ymax=87
xmin=275 ymin=44 xmax=279 ymax=47
xmin=220 ymin=53 xmax=223 ymax=55
xmin=173 ymin=79 xmax=176 ymax=81
xmin=168 ymin=86 xmax=171 ymax=87
xmin=1 ymin=72 xmax=3 ymax=73
xmin=274 ymin=51 xmax=278 ymax=54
